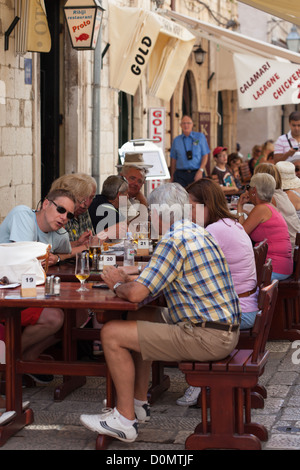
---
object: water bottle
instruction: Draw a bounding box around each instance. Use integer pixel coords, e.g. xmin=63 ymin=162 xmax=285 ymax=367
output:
xmin=123 ymin=232 xmax=135 ymax=266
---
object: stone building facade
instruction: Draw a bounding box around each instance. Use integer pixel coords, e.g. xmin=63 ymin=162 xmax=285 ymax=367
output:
xmin=0 ymin=0 xmax=239 ymax=222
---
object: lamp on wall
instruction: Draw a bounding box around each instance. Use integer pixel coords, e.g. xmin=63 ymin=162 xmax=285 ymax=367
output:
xmin=193 ymin=44 xmax=206 ymax=65
xmin=286 ymin=25 xmax=300 ymax=53
xmin=64 ymin=0 xmax=104 ymax=50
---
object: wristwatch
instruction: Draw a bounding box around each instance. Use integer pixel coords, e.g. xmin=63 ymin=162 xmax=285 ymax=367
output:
xmin=113 ymin=281 xmax=123 ymax=294
xmin=56 ymin=255 xmax=61 ymax=264
xmin=199 ymin=168 xmax=204 ymax=172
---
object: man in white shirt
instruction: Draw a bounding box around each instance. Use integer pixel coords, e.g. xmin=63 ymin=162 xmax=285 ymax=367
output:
xmin=274 ymin=111 xmax=300 ymax=163
xmin=0 ymin=189 xmax=75 ymax=383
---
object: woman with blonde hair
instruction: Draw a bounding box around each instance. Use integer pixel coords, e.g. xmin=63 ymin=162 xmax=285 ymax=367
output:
xmin=50 ymin=173 xmax=97 ymax=247
xmin=254 ymin=163 xmax=300 ymax=248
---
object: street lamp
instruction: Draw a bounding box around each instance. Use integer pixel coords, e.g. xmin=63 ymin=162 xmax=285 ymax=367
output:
xmin=286 ymin=25 xmax=300 ymax=53
xmin=193 ymin=45 xmax=206 ymax=66
xmin=64 ymin=0 xmax=105 ymax=50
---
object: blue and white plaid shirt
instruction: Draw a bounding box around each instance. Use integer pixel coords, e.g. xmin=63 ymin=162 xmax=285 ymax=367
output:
xmin=137 ymin=220 xmax=241 ymax=325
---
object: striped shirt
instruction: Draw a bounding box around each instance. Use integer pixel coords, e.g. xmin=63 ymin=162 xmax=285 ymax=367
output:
xmin=275 ymin=131 xmax=300 ymax=162
xmin=136 ymin=220 xmax=241 ymax=325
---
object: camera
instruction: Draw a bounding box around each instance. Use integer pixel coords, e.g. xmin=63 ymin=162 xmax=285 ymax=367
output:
xmin=186 ymin=150 xmax=193 ymax=160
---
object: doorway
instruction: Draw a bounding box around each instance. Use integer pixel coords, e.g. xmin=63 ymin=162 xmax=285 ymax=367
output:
xmin=40 ymin=0 xmax=62 ymax=197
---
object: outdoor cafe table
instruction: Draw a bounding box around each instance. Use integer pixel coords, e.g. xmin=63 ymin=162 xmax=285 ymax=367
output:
xmin=0 ymin=281 xmax=157 ymax=449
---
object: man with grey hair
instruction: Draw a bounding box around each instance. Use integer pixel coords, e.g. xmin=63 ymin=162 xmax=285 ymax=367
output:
xmin=88 ymin=175 xmax=128 ymax=238
xmin=80 ymin=183 xmax=241 ymax=443
xmin=118 ymin=153 xmax=153 ymax=209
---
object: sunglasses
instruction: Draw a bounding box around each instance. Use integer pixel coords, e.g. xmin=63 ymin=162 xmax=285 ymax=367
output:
xmin=48 ymin=199 xmax=74 ymax=220
xmin=295 ymin=167 xmax=300 ymax=172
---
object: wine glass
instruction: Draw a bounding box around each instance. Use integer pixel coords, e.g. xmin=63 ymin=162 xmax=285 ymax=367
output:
xmin=75 ymin=252 xmax=90 ymax=292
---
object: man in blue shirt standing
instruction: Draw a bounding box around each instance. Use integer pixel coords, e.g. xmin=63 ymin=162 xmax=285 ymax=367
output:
xmin=170 ymin=115 xmax=210 ymax=188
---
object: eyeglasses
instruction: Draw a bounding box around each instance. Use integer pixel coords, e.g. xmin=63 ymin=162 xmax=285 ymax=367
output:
xmin=48 ymin=200 xmax=74 ymax=220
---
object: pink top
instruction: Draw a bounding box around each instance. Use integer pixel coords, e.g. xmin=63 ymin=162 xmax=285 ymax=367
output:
xmin=250 ymin=204 xmax=293 ymax=275
xmin=206 ymin=218 xmax=258 ymax=313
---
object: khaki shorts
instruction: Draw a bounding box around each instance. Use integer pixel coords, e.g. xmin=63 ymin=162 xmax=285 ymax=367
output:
xmin=137 ymin=320 xmax=239 ymax=363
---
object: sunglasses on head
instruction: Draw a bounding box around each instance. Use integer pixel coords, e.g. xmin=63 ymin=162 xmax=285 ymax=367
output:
xmin=48 ymin=199 xmax=74 ymax=220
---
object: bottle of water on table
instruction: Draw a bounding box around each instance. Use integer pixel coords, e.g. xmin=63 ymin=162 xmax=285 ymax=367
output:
xmin=124 ymin=232 xmax=135 ymax=266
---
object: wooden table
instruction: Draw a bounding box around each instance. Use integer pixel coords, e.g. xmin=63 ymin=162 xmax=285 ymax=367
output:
xmin=0 ymin=282 xmax=156 ymax=449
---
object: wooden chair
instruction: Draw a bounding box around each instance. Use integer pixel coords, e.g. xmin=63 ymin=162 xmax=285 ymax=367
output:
xmin=268 ymin=232 xmax=300 ymax=340
xmin=148 ymin=241 xmax=269 ymax=404
xmin=239 ymin=162 xmax=252 ymax=184
xmin=253 ymin=239 xmax=268 ymax=288
xmin=179 ymin=280 xmax=278 ymax=450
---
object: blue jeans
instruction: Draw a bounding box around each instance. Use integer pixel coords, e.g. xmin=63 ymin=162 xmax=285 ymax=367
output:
xmin=240 ymin=311 xmax=259 ymax=330
xmin=271 ymin=272 xmax=290 ymax=281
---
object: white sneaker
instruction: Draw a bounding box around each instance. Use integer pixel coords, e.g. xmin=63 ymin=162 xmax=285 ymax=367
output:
xmin=134 ymin=402 xmax=150 ymax=423
xmin=176 ymin=386 xmax=200 ymax=406
xmin=80 ymin=407 xmax=138 ymax=442
xmin=0 ymin=410 xmax=16 ymax=425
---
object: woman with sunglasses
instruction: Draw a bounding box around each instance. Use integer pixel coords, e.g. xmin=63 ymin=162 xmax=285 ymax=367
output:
xmin=237 ymin=173 xmax=293 ymax=281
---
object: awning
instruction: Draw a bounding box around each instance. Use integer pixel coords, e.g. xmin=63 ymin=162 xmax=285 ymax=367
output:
xmin=163 ymin=10 xmax=300 ymax=107
xmin=108 ymin=4 xmax=195 ymax=101
xmin=15 ymin=0 xmax=51 ymax=53
xmin=238 ymin=1 xmax=300 ymax=26
xmin=233 ymin=53 xmax=300 ymax=108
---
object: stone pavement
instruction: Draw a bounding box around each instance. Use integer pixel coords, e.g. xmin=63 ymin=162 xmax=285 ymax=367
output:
xmin=1 ymin=340 xmax=300 ymax=451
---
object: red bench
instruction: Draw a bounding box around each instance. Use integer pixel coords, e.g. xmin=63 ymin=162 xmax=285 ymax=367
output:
xmin=179 ymin=280 xmax=278 ymax=450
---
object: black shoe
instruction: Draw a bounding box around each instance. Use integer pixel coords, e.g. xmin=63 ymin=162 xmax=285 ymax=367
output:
xmin=24 ymin=374 xmax=54 ymax=384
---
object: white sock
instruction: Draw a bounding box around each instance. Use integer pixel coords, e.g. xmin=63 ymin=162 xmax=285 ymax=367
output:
xmin=115 ymin=407 xmax=136 ymax=426
xmin=134 ymin=398 xmax=148 ymax=407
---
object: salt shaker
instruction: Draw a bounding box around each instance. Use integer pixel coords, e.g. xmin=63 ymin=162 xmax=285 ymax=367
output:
xmin=53 ymin=276 xmax=61 ymax=296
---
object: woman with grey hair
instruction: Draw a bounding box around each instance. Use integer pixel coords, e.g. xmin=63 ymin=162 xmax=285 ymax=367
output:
xmin=237 ymin=172 xmax=293 ymax=280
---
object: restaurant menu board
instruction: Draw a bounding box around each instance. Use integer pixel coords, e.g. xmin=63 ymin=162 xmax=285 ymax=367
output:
xmin=119 ymin=140 xmax=170 ymax=180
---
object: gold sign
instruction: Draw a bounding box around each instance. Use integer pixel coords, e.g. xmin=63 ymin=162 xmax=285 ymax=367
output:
xmin=26 ymin=0 xmax=51 ymax=52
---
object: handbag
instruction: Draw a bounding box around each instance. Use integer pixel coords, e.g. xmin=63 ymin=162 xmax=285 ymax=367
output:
xmin=0 ymin=241 xmax=50 ymax=285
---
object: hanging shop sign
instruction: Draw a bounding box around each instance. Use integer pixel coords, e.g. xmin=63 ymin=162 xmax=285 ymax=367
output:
xmin=233 ymin=53 xmax=300 ymax=109
xmin=64 ymin=0 xmax=104 ymax=50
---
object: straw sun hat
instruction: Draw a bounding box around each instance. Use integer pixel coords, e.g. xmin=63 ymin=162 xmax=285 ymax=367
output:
xmin=116 ymin=153 xmax=153 ymax=170
xmin=275 ymin=161 xmax=300 ymax=190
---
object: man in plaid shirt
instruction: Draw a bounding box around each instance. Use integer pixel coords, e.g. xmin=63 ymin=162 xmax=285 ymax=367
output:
xmin=80 ymin=183 xmax=241 ymax=443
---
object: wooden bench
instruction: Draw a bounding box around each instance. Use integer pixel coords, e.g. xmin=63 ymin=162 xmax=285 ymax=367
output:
xmin=179 ymin=280 xmax=278 ymax=450
xmin=268 ymin=232 xmax=300 ymax=341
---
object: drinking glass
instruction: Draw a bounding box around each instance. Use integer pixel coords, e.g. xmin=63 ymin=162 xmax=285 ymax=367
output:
xmin=75 ymin=252 xmax=90 ymax=292
xmin=230 ymin=195 xmax=239 ymax=210
xmin=88 ymin=235 xmax=101 ymax=259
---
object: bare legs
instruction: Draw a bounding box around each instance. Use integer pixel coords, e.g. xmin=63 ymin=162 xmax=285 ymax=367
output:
xmin=100 ymin=306 xmax=161 ymax=420
xmin=21 ymin=308 xmax=64 ymax=361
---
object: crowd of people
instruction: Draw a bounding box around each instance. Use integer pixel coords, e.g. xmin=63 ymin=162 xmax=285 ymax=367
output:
xmin=1 ymin=111 xmax=300 ymax=442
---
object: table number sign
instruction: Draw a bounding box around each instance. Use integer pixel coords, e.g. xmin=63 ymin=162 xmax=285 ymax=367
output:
xmin=21 ymin=274 xmax=37 ymax=297
xmin=137 ymin=239 xmax=149 ymax=256
xmin=103 ymin=254 xmax=116 ymax=266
